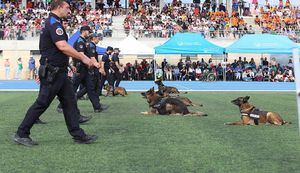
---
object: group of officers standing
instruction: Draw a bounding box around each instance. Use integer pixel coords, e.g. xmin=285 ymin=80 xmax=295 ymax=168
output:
xmin=13 ymin=0 xmax=123 ymax=146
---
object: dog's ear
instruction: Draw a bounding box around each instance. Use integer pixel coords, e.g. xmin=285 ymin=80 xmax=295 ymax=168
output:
xmin=244 ymin=96 xmax=250 ymax=102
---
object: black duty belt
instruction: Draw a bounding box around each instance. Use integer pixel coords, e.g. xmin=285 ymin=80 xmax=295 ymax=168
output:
xmin=47 ymin=64 xmax=68 ymax=73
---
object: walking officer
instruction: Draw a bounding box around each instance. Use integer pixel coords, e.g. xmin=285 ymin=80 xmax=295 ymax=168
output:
xmin=99 ymin=46 xmax=114 ymax=96
xmin=76 ymin=33 xmax=109 ymax=112
xmin=55 ymin=26 xmax=93 ymax=122
xmin=111 ymin=48 xmax=122 ymax=87
xmin=13 ymin=0 xmax=99 ymax=147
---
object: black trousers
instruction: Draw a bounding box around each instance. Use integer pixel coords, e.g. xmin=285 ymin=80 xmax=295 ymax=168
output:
xmin=17 ymin=73 xmax=86 ymax=139
xmin=76 ymin=70 xmax=101 ymax=110
xmin=112 ymin=72 xmax=122 ymax=87
xmin=99 ymin=69 xmax=114 ymax=95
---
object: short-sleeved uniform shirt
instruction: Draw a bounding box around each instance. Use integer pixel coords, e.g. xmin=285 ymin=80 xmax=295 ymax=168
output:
xmin=87 ymin=42 xmax=98 ymax=62
xmin=39 ymin=13 xmax=68 ymax=67
xmin=73 ymin=36 xmax=89 ymax=67
xmin=111 ymin=53 xmax=120 ymax=72
xmin=101 ymin=53 xmax=111 ymax=71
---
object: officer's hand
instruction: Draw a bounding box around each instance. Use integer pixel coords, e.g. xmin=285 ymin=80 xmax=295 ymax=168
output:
xmin=100 ymin=70 xmax=106 ymax=76
xmin=82 ymin=58 xmax=94 ymax=68
xmin=91 ymin=59 xmax=100 ymax=68
xmin=71 ymin=65 xmax=77 ymax=73
xmin=35 ymin=76 xmax=40 ymax=84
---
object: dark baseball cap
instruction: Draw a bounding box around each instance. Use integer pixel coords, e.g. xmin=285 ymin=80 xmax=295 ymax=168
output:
xmin=107 ymin=46 xmax=113 ymax=51
xmin=114 ymin=48 xmax=120 ymax=52
xmin=80 ymin=25 xmax=91 ymax=32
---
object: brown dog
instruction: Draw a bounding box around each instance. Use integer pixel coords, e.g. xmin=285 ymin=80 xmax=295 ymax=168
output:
xmin=104 ymin=84 xmax=128 ymax=96
xmin=141 ymin=87 xmax=207 ymax=116
xmin=225 ymin=96 xmax=291 ymax=125
xmin=155 ymin=78 xmax=181 ymax=96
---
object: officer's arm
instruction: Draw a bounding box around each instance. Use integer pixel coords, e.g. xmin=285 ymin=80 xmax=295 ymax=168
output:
xmin=55 ymin=41 xmax=99 ymax=68
xmin=113 ymin=55 xmax=121 ymax=69
xmin=115 ymin=61 xmax=121 ymax=70
xmin=100 ymin=61 xmax=106 ymax=75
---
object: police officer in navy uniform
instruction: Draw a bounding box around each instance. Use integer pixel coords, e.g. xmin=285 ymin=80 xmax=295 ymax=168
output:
xmin=111 ymin=48 xmax=122 ymax=87
xmin=56 ymin=26 xmax=102 ymax=117
xmin=72 ymin=26 xmax=90 ymax=92
xmin=76 ymin=33 xmax=109 ymax=112
xmin=99 ymin=46 xmax=114 ymax=96
xmin=13 ymin=0 xmax=99 ymax=146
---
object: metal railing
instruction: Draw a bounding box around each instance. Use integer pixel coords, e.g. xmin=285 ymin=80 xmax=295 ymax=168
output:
xmin=1 ymin=28 xmax=300 ymax=42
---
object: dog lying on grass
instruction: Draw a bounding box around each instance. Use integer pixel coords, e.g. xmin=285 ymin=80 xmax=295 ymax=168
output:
xmin=104 ymin=84 xmax=128 ymax=97
xmin=155 ymin=78 xmax=185 ymax=97
xmin=225 ymin=96 xmax=291 ymax=125
xmin=141 ymin=92 xmax=202 ymax=107
xmin=141 ymin=87 xmax=207 ymax=116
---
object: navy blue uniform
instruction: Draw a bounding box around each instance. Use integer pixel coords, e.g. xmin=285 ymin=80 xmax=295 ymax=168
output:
xmin=111 ymin=53 xmax=122 ymax=87
xmin=72 ymin=36 xmax=88 ymax=91
xmin=16 ymin=13 xmax=86 ymax=140
xmin=99 ymin=53 xmax=113 ymax=95
xmin=76 ymin=41 xmax=101 ymax=110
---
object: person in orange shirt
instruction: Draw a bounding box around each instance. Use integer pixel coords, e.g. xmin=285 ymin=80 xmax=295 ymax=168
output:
xmin=231 ymin=17 xmax=238 ymax=27
xmin=254 ymin=16 xmax=260 ymax=25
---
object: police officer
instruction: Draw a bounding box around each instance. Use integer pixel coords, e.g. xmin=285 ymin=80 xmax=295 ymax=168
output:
xmin=111 ymin=48 xmax=122 ymax=87
xmin=76 ymin=33 xmax=109 ymax=112
xmin=99 ymin=46 xmax=114 ymax=96
xmin=56 ymin=26 xmax=93 ymax=122
xmin=13 ymin=0 xmax=99 ymax=146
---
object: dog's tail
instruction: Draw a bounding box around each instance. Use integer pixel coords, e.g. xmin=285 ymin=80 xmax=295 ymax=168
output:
xmin=191 ymin=103 xmax=203 ymax=107
xmin=187 ymin=112 xmax=208 ymax=117
xmin=124 ymin=89 xmax=128 ymax=95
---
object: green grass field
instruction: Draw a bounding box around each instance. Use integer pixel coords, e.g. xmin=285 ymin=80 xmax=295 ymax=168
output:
xmin=0 ymin=91 xmax=300 ymax=173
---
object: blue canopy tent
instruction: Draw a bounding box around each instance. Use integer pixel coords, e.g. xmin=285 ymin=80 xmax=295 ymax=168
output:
xmin=225 ymin=34 xmax=299 ymax=54
xmin=154 ymin=32 xmax=225 ymax=54
xmin=68 ymin=31 xmax=106 ymax=55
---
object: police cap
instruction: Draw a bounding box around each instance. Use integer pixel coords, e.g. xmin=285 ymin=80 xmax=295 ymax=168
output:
xmin=107 ymin=46 xmax=113 ymax=51
xmin=80 ymin=25 xmax=91 ymax=32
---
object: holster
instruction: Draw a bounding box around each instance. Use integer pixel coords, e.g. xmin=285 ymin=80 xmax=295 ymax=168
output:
xmin=46 ymin=65 xmax=60 ymax=83
xmin=38 ymin=65 xmax=47 ymax=78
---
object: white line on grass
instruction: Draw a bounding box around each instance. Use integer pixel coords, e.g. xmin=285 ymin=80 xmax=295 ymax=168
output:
xmin=0 ymin=89 xmax=295 ymax=92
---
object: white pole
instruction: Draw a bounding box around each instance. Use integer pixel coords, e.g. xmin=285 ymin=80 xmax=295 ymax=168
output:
xmin=292 ymin=48 xmax=300 ymax=135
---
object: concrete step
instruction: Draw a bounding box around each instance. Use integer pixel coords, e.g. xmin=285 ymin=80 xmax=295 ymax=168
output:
xmin=243 ymin=16 xmax=262 ymax=33
xmin=112 ymin=15 xmax=127 ymax=37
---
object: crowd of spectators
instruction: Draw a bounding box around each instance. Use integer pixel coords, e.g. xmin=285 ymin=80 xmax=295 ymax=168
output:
xmin=123 ymin=0 xmax=255 ymax=39
xmin=0 ymin=0 xmax=117 ymax=40
xmin=118 ymin=57 xmax=295 ymax=82
xmin=253 ymin=0 xmax=300 ymax=42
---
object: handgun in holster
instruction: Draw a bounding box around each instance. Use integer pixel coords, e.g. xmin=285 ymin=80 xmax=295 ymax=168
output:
xmin=46 ymin=65 xmax=60 ymax=83
xmin=38 ymin=65 xmax=47 ymax=79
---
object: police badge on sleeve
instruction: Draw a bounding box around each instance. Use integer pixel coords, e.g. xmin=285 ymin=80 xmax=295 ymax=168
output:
xmin=56 ymin=28 xmax=64 ymax=35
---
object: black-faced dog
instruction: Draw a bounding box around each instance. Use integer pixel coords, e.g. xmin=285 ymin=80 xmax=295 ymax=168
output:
xmin=155 ymin=78 xmax=181 ymax=97
xmin=140 ymin=92 xmax=202 ymax=107
xmin=225 ymin=96 xmax=291 ymax=125
xmin=141 ymin=87 xmax=207 ymax=116
xmin=104 ymin=84 xmax=128 ymax=96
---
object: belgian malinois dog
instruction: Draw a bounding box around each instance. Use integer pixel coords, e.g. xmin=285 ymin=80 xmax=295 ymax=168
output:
xmin=141 ymin=92 xmax=202 ymax=107
xmin=225 ymin=96 xmax=291 ymax=125
xmin=141 ymin=87 xmax=207 ymax=116
xmin=104 ymin=84 xmax=128 ymax=97
xmin=155 ymin=78 xmax=182 ymax=96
